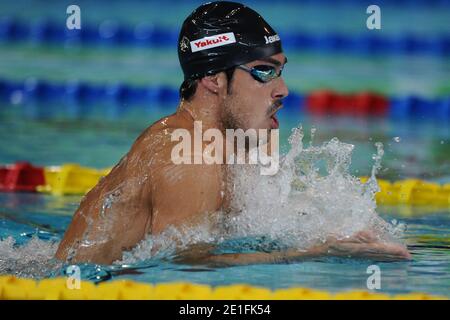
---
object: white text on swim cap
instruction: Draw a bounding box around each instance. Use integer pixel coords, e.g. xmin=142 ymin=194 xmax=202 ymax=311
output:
xmin=190 ymin=32 xmax=236 ymax=52
xmin=264 ymin=34 xmax=280 ymax=44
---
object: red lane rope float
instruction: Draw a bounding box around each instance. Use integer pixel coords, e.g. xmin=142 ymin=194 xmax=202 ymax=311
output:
xmin=306 ymin=90 xmax=389 ymax=116
xmin=0 ymin=162 xmax=45 ymax=192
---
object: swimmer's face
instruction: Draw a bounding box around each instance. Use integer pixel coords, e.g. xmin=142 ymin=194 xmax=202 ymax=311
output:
xmin=221 ymin=53 xmax=289 ymax=131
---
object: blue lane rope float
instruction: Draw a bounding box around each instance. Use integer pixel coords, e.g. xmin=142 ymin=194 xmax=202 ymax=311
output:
xmin=0 ymin=78 xmax=181 ymax=107
xmin=0 ymin=17 xmax=449 ymax=56
xmin=227 ymin=0 xmax=450 ymax=4
xmin=1 ymin=78 xmax=449 ymax=120
xmin=17 ymin=0 xmax=448 ymax=5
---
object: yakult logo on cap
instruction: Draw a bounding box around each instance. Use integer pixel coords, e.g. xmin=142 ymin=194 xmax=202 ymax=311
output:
xmin=190 ymin=32 xmax=236 ymax=52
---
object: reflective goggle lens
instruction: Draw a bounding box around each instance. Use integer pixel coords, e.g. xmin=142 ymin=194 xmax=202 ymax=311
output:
xmin=238 ymin=64 xmax=283 ymax=83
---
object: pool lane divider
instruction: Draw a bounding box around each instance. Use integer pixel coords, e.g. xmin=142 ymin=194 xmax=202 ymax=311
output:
xmin=1 ymin=78 xmax=450 ymax=119
xmin=0 ymin=162 xmax=45 ymax=192
xmin=0 ymin=275 xmax=446 ymax=300
xmin=0 ymin=162 xmax=109 ymax=195
xmin=1 ymin=17 xmax=449 ymax=56
xmin=0 ymin=162 xmax=449 ymax=208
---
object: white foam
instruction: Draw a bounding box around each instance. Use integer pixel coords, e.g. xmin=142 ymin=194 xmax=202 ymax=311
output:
xmin=0 ymin=236 xmax=60 ymax=278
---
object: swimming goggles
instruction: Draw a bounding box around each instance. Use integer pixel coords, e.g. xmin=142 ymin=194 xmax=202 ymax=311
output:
xmin=236 ymin=64 xmax=284 ymax=83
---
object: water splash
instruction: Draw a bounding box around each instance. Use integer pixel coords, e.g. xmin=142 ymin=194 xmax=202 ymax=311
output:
xmin=119 ymin=126 xmax=405 ymax=263
xmin=0 ymin=236 xmax=61 ymax=278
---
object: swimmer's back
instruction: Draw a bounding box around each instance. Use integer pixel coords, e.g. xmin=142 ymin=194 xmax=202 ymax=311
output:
xmin=55 ymin=109 xmax=223 ymax=264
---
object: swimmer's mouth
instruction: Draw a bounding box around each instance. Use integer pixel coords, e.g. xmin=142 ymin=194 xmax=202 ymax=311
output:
xmin=269 ymin=101 xmax=283 ymax=129
xmin=268 ymin=100 xmax=283 ymax=117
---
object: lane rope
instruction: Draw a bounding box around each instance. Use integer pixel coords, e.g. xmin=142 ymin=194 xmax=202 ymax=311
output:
xmin=0 ymin=275 xmax=446 ymax=300
xmin=1 ymin=162 xmax=449 ymax=209
xmin=1 ymin=78 xmax=450 ymax=118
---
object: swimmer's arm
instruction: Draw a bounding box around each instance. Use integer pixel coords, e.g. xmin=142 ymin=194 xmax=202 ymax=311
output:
xmin=207 ymin=241 xmax=410 ymax=266
xmin=55 ymin=181 xmax=153 ymax=264
xmin=173 ymin=243 xmax=328 ymax=266
xmin=55 ymin=201 xmax=152 ymax=265
xmin=174 ymin=232 xmax=411 ymax=267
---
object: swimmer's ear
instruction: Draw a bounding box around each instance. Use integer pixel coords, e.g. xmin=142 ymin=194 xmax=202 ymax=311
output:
xmin=199 ymin=72 xmax=227 ymax=95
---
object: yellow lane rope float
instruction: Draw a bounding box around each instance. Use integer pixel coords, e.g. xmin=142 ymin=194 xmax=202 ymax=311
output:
xmin=36 ymin=164 xmax=111 ymax=196
xmin=31 ymin=164 xmax=450 ymax=208
xmin=359 ymin=177 xmax=450 ymax=207
xmin=0 ymin=276 xmax=446 ymax=300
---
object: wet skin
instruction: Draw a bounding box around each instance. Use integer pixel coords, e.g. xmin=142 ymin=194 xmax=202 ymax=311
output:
xmin=55 ymin=108 xmax=227 ymax=264
xmin=56 ymin=53 xmax=411 ymax=265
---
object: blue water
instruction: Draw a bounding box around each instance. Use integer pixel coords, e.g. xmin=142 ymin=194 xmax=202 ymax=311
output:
xmin=0 ymin=190 xmax=449 ymax=296
xmin=0 ymin=107 xmax=449 ymax=296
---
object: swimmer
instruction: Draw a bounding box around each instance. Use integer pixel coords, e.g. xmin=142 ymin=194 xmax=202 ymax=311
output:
xmin=56 ymin=1 xmax=411 ymax=265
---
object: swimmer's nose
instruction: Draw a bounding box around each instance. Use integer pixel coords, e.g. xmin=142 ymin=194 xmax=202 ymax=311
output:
xmin=272 ymin=77 xmax=289 ymax=100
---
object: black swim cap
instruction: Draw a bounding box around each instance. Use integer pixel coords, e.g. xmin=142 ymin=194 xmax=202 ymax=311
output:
xmin=178 ymin=1 xmax=283 ymax=80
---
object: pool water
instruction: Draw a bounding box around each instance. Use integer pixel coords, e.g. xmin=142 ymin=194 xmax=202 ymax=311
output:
xmin=0 ymin=192 xmax=449 ymax=296
xmin=0 ymin=0 xmax=449 ymax=298
xmin=1 ymin=108 xmax=449 ymax=297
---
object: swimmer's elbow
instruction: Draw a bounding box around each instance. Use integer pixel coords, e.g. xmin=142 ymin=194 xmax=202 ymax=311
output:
xmin=54 ymin=239 xmax=119 ymax=265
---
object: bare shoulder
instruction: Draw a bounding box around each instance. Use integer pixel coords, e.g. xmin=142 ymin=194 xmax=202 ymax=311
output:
xmin=134 ymin=110 xmax=193 ymax=147
xmin=140 ymin=111 xmax=225 ymax=234
xmin=55 ymin=112 xmax=192 ymax=263
xmin=121 ymin=110 xmax=193 ymax=166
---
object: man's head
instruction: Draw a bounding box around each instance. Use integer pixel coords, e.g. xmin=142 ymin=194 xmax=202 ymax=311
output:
xmin=178 ymin=1 xmax=289 ymax=131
